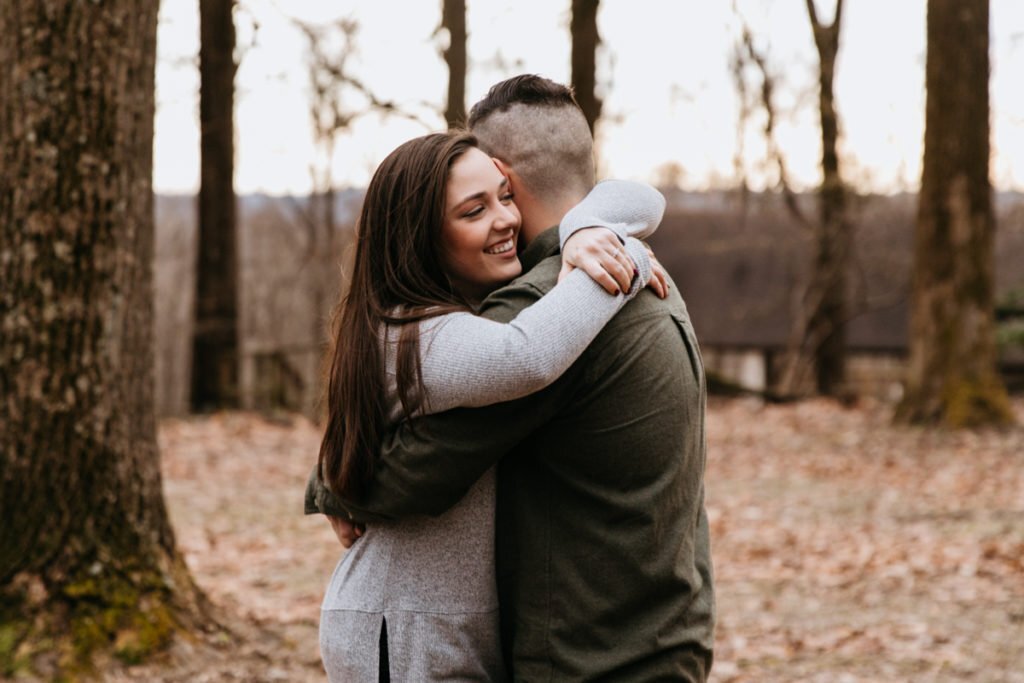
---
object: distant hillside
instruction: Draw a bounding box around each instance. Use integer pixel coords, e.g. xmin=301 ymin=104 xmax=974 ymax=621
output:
xmin=153 ymin=190 xmax=1024 ymax=413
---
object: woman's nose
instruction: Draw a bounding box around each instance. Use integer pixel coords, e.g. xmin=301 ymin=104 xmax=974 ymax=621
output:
xmin=494 ymin=203 xmax=518 ymax=229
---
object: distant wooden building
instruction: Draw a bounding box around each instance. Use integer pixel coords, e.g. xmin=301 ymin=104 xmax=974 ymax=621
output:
xmin=647 ymin=192 xmax=1024 ymax=398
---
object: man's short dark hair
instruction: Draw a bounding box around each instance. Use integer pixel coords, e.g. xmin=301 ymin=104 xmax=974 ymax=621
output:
xmin=467 ymin=74 xmax=581 ymax=129
xmin=467 ymin=75 xmax=594 ymax=201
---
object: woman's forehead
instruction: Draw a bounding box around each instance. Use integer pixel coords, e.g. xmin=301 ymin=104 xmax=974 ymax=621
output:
xmin=448 ymin=148 xmax=505 ymax=194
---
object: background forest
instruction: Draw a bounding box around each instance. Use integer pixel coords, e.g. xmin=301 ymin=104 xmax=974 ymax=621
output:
xmin=1 ymin=0 xmax=1022 ymax=681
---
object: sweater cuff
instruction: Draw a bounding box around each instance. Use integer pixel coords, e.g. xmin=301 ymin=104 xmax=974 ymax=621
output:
xmin=624 ymin=237 xmax=652 ymax=297
xmin=304 ymin=465 xmax=352 ymax=518
xmin=559 ymin=220 xmax=628 ymax=249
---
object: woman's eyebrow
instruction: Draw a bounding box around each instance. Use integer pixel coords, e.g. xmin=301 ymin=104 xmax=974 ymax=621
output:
xmin=452 ymin=177 xmax=508 ymax=210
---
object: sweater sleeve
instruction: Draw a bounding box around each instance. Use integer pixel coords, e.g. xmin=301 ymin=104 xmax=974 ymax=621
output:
xmin=414 ymin=236 xmax=651 ymax=413
xmin=306 ymin=271 xmax=581 ymax=522
xmin=559 ymin=179 xmax=666 ymax=247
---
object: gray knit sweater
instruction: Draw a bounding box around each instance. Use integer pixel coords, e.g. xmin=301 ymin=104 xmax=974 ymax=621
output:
xmin=317 ymin=180 xmax=665 ymax=683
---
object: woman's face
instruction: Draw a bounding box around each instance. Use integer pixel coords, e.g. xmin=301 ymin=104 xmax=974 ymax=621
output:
xmin=440 ymin=147 xmax=523 ymax=301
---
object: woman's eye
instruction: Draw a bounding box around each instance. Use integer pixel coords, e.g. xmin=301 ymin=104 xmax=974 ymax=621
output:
xmin=501 ymin=192 xmax=515 ymax=203
xmin=463 ymin=205 xmax=484 ymax=218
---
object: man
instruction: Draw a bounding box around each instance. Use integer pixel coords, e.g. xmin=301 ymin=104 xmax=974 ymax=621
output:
xmin=307 ymin=74 xmax=715 ymax=681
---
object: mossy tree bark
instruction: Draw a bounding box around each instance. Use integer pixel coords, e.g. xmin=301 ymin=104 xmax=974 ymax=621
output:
xmin=895 ymin=0 xmax=1014 ymax=427
xmin=0 ymin=1 xmax=209 ymax=677
xmin=570 ymin=0 xmax=602 ymax=136
xmin=441 ymin=0 xmax=467 ymax=129
xmin=192 ymin=0 xmax=240 ymax=411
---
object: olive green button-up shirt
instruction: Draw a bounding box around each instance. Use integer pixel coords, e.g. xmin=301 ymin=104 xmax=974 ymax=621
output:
xmin=307 ymin=227 xmax=715 ymax=682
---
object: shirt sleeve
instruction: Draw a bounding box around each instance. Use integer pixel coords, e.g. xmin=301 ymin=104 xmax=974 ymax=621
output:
xmin=305 ymin=277 xmax=578 ymax=522
xmin=558 ymin=179 xmax=666 ymax=247
xmin=416 ymin=237 xmax=650 ymax=412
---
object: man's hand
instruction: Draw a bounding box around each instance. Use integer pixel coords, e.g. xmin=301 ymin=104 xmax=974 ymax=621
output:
xmin=559 ymin=227 xmax=635 ymax=294
xmin=327 ymin=515 xmax=364 ymax=549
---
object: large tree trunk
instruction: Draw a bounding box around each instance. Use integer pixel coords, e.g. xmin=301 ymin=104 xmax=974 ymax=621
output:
xmin=571 ymin=0 xmax=602 ymax=135
xmin=193 ymin=0 xmax=239 ymax=411
xmin=0 ymin=1 xmax=207 ymax=675
xmin=441 ymin=0 xmax=467 ymax=129
xmin=804 ymin=0 xmax=850 ymax=396
xmin=895 ymin=0 xmax=1014 ymax=426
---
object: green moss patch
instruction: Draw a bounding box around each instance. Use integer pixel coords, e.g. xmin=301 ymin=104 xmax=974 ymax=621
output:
xmin=942 ymin=375 xmax=1015 ymax=428
xmin=0 ymin=562 xmax=188 ymax=680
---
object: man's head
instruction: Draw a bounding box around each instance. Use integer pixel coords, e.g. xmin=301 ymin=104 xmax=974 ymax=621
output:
xmin=468 ymin=75 xmax=595 ymax=238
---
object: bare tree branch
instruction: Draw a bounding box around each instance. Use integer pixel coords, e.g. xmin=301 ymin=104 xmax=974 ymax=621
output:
xmin=733 ymin=15 xmax=814 ymax=232
xmin=733 ymin=1 xmax=852 ymax=398
xmin=805 ymin=0 xmax=820 ymax=28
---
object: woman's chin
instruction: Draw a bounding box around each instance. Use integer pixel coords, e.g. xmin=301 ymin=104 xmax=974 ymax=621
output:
xmin=502 ymin=261 xmax=523 ymax=282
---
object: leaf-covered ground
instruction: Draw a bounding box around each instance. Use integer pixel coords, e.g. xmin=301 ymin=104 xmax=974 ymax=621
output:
xmin=108 ymin=399 xmax=1023 ymax=681
xmin=704 ymin=398 xmax=1024 ymax=682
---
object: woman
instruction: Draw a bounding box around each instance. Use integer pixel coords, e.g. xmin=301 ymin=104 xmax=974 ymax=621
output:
xmin=317 ymin=130 xmax=665 ymax=682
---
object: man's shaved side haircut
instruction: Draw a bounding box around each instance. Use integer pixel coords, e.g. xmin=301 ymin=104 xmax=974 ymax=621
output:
xmin=468 ymin=74 xmax=595 ymax=202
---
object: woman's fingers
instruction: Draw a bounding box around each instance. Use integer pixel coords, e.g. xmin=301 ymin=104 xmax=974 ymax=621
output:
xmin=564 ymin=228 xmax=670 ymax=298
xmin=646 ymin=254 xmax=669 ymax=298
xmin=647 ymin=261 xmax=668 ymax=299
xmin=644 ymin=245 xmax=670 ymax=299
xmin=327 ymin=515 xmax=363 ymax=549
xmin=591 ymin=249 xmax=632 ymax=293
xmin=613 ymin=247 xmax=636 ymax=288
xmin=563 ymin=227 xmax=635 ymax=294
xmin=581 ymin=256 xmax=621 ymax=294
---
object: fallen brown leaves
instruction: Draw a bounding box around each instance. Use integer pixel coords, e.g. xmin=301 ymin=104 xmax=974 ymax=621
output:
xmin=107 ymin=412 xmax=341 ymax=682
xmin=159 ymin=413 xmax=338 ymax=629
xmin=706 ymin=397 xmax=1024 ymax=682
xmin=100 ymin=400 xmax=1023 ymax=681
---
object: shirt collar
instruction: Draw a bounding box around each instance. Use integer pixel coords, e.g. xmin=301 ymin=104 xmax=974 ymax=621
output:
xmin=519 ymin=226 xmax=560 ymax=272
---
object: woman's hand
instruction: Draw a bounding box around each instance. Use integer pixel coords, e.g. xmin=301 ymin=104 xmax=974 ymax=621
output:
xmin=327 ymin=515 xmax=364 ymax=549
xmin=645 ymin=243 xmax=669 ymax=299
xmin=559 ymin=227 xmax=636 ymax=294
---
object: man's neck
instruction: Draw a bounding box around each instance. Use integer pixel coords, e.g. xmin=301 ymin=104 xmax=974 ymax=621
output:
xmin=517 ymin=189 xmax=586 ymax=245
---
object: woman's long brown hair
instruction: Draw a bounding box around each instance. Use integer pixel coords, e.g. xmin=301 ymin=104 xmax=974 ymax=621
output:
xmin=318 ymin=131 xmax=478 ymax=502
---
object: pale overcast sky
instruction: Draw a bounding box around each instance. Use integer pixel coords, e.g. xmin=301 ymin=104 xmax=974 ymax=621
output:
xmin=153 ymin=0 xmax=1024 ymax=196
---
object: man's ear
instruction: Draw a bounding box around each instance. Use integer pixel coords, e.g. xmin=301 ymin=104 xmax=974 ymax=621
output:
xmin=492 ymin=158 xmax=515 ymax=186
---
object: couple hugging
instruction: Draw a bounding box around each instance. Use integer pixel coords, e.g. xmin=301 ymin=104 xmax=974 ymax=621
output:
xmin=305 ymin=74 xmax=715 ymax=682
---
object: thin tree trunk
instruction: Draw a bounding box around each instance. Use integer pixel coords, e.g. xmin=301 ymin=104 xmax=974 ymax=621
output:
xmin=0 ymin=0 xmax=208 ymax=675
xmin=571 ymin=0 xmax=602 ymax=135
xmin=733 ymin=8 xmax=847 ymax=398
xmin=441 ymin=0 xmax=467 ymax=129
xmin=193 ymin=0 xmax=239 ymax=411
xmin=896 ymin=0 xmax=1013 ymax=426
xmin=312 ymin=185 xmax=336 ymax=414
xmin=804 ymin=0 xmax=849 ymax=396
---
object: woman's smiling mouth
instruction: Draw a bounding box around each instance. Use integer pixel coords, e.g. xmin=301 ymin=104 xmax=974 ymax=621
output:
xmin=484 ymin=238 xmax=516 ymax=255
